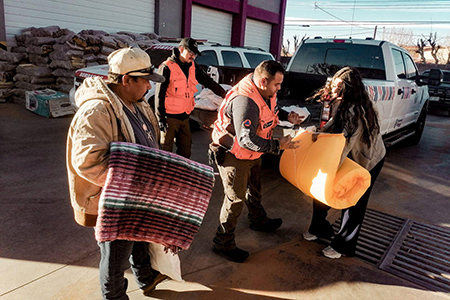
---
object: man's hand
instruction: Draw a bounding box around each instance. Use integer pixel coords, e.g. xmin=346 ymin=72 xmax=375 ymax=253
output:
xmin=287 ymin=112 xmax=305 ymax=125
xmin=278 ymin=135 xmax=300 ymax=150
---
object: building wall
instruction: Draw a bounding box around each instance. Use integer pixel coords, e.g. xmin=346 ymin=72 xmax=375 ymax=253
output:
xmin=3 ymin=0 xmax=155 ymax=47
xmin=0 ymin=0 xmax=5 ymax=49
xmin=248 ymin=0 xmax=281 ymax=14
xmin=155 ymin=0 xmax=183 ymax=38
xmin=1 ymin=0 xmax=286 ymax=59
xmin=244 ymin=18 xmax=272 ymax=51
xmin=189 ymin=0 xmax=287 ymax=59
xmin=191 ymin=5 xmax=232 ymax=45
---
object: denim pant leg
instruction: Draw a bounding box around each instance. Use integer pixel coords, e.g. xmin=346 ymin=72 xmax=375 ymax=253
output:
xmin=331 ymin=158 xmax=385 ymax=256
xmin=98 ymin=240 xmax=155 ymax=300
xmin=98 ymin=240 xmax=134 ymax=300
xmin=129 ymin=241 xmax=155 ymax=290
xmin=245 ymin=158 xmax=268 ymax=225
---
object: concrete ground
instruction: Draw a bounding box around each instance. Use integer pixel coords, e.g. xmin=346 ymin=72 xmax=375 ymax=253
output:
xmin=0 ymin=102 xmax=449 ymax=300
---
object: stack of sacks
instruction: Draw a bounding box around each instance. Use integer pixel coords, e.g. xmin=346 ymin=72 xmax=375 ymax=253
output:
xmin=16 ymin=26 xmax=61 ymax=67
xmin=49 ymin=29 xmax=84 ymax=93
xmin=49 ymin=29 xmax=87 ymax=93
xmin=76 ymin=29 xmax=109 ymax=66
xmin=115 ymin=31 xmax=160 ymax=49
xmin=12 ymin=26 xmax=62 ymax=102
xmin=14 ymin=64 xmax=54 ymax=91
xmin=279 ymin=130 xmax=371 ymax=209
xmin=0 ymin=49 xmax=26 ymax=103
xmin=11 ymin=26 xmax=165 ymax=99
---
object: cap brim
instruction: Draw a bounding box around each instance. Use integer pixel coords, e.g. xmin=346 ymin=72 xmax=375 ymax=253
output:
xmin=128 ymin=72 xmax=165 ymax=83
xmin=146 ymin=73 xmax=166 ymax=83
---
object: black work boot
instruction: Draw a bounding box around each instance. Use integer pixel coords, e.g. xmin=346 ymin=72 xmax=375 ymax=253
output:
xmin=213 ymin=247 xmax=249 ymax=263
xmin=250 ymin=218 xmax=283 ymax=232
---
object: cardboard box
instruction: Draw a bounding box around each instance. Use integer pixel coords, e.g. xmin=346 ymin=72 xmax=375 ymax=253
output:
xmin=26 ymin=89 xmax=76 ymax=118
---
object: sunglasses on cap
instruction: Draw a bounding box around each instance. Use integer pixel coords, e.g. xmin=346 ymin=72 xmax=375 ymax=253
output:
xmin=125 ymin=66 xmax=156 ymax=76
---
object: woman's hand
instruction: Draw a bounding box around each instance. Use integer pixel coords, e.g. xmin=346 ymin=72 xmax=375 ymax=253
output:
xmin=287 ymin=112 xmax=305 ymax=125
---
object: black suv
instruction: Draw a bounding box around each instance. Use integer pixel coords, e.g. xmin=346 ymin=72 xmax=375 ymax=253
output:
xmin=422 ymin=69 xmax=450 ymax=115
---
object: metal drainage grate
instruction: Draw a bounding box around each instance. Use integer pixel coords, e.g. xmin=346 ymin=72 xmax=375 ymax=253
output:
xmin=332 ymin=208 xmax=450 ymax=293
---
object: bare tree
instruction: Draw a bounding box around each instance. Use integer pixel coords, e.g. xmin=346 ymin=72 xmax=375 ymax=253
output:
xmin=416 ymin=37 xmax=427 ymax=63
xmin=281 ymin=39 xmax=290 ymax=56
xmin=282 ymin=34 xmax=309 ymax=56
xmin=292 ymin=34 xmax=309 ymax=52
xmin=292 ymin=35 xmax=300 ymax=52
xmin=428 ymin=32 xmax=441 ymax=64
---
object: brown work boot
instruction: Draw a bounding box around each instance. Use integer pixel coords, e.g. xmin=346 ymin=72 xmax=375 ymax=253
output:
xmin=141 ymin=272 xmax=168 ymax=296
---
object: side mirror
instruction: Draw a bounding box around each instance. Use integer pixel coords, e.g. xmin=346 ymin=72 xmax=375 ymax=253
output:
xmin=428 ymin=68 xmax=443 ymax=86
xmin=416 ymin=74 xmax=428 ymax=86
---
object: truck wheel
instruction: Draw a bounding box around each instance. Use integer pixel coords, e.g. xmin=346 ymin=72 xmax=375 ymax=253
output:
xmin=408 ymin=104 xmax=427 ymax=146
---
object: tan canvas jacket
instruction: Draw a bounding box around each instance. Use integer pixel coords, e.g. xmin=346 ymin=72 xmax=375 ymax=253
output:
xmin=66 ymin=77 xmax=160 ymax=227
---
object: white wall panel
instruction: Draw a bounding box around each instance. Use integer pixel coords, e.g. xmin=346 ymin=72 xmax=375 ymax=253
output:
xmin=244 ymin=18 xmax=272 ymax=51
xmin=4 ymin=0 xmax=155 ymax=46
xmin=191 ymin=5 xmax=232 ymax=45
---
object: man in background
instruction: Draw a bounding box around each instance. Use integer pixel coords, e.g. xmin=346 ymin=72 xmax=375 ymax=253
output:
xmin=155 ymin=37 xmax=226 ymax=158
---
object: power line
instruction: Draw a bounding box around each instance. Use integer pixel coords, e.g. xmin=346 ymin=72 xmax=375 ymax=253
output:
xmin=289 ymin=1 xmax=450 ymax=9
xmin=313 ymin=2 xmax=367 ymax=29
xmin=285 ymin=20 xmax=450 ymax=25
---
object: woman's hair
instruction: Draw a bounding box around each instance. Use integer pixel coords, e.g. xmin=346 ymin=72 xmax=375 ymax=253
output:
xmin=310 ymin=67 xmax=380 ymax=147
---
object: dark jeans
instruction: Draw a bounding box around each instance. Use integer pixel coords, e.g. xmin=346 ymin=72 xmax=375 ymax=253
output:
xmin=98 ymin=240 xmax=156 ymax=300
xmin=309 ymin=158 xmax=385 ymax=256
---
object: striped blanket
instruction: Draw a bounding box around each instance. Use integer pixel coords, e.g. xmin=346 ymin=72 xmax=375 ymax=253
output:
xmin=95 ymin=142 xmax=215 ymax=250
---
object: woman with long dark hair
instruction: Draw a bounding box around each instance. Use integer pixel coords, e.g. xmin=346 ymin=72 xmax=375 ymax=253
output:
xmin=303 ymin=66 xmax=386 ymax=259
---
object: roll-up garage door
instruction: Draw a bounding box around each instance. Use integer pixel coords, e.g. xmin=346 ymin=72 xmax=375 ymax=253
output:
xmin=244 ymin=18 xmax=272 ymax=51
xmin=191 ymin=5 xmax=232 ymax=45
xmin=4 ymin=0 xmax=155 ymax=46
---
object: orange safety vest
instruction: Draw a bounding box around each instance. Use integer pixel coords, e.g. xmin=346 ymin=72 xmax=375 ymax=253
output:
xmin=212 ymin=74 xmax=278 ymax=160
xmin=164 ymin=60 xmax=199 ymax=114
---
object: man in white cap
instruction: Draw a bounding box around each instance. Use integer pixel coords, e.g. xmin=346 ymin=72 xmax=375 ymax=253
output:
xmin=67 ymin=47 xmax=167 ymax=299
xmin=155 ymin=37 xmax=226 ymax=158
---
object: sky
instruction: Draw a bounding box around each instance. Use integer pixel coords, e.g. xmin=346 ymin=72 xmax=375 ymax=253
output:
xmin=283 ymin=0 xmax=450 ymax=52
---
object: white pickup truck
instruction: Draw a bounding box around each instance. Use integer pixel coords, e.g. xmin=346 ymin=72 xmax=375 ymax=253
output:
xmin=280 ymin=38 xmax=430 ymax=146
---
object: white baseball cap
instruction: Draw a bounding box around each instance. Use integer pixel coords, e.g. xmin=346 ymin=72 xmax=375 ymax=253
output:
xmin=108 ymin=47 xmax=165 ymax=82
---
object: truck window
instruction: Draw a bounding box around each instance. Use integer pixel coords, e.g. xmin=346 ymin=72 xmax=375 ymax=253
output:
xmin=244 ymin=52 xmax=274 ymax=68
xmin=289 ymin=43 xmax=386 ymax=80
xmin=195 ymin=50 xmax=219 ymax=66
xmin=403 ymin=53 xmax=418 ymax=80
xmin=221 ymin=51 xmax=243 ymax=68
xmin=392 ymin=49 xmax=406 ymax=79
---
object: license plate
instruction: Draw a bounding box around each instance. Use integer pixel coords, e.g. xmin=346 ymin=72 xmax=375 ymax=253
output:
xmin=429 ymin=96 xmax=439 ymax=101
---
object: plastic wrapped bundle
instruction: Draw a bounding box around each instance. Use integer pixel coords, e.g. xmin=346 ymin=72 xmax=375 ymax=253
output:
xmin=279 ymin=131 xmax=371 ymax=209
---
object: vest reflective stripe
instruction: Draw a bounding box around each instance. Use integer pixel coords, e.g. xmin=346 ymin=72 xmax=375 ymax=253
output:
xmin=164 ymin=60 xmax=198 ymax=114
xmin=212 ymin=74 xmax=278 ymax=160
